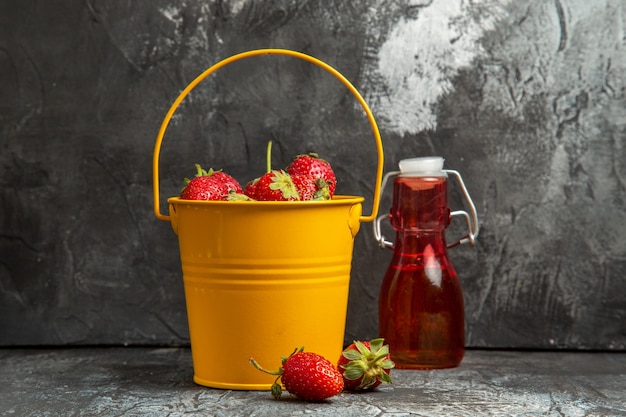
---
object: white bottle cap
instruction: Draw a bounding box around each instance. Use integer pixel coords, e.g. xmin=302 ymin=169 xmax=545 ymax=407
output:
xmin=398 ymin=156 xmax=445 ymax=176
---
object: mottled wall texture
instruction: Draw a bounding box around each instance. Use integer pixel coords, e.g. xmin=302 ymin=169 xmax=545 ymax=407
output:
xmin=1 ymin=0 xmax=624 ymax=350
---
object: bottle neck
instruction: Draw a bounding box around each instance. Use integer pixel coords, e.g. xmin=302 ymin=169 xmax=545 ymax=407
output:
xmin=392 ymin=229 xmax=448 ymax=255
xmin=389 ymin=175 xmax=451 ymax=231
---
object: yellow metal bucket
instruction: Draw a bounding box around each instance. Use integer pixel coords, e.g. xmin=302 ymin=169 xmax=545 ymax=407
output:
xmin=153 ymin=49 xmax=384 ymax=390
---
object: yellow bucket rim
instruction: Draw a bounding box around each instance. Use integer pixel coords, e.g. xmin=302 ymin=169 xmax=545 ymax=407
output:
xmin=167 ymin=194 xmax=364 ymax=206
xmin=153 ymin=48 xmax=384 ymax=223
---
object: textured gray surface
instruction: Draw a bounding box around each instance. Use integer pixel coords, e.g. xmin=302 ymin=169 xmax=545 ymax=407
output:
xmin=1 ymin=1 xmax=625 ymax=349
xmin=1 ymin=348 xmax=625 ymax=416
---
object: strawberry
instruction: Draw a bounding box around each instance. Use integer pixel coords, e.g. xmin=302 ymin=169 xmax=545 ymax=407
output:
xmin=180 ymin=164 xmax=242 ymax=200
xmin=337 ymin=338 xmax=395 ymax=391
xmin=287 ymin=153 xmax=337 ymax=197
xmin=250 ymin=347 xmax=344 ymax=401
xmin=243 ymin=178 xmax=259 ymax=200
xmin=253 ymin=169 xmax=300 ymax=201
xmin=291 ymin=175 xmax=331 ymax=201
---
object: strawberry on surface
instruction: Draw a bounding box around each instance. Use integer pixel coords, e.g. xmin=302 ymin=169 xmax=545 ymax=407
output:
xmin=287 ymin=153 xmax=337 ymax=197
xmin=250 ymin=347 xmax=344 ymax=401
xmin=180 ymin=164 xmax=242 ymax=201
xmin=337 ymin=338 xmax=395 ymax=391
xmin=253 ymin=170 xmax=300 ymax=201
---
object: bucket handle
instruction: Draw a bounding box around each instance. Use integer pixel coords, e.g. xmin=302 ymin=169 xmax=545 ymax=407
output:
xmin=153 ymin=48 xmax=384 ymax=223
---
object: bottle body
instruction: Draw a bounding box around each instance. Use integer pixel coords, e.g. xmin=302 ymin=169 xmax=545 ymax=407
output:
xmin=378 ymin=175 xmax=465 ymax=369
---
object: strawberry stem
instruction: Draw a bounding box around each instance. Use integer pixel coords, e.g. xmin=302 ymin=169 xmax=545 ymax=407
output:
xmin=195 ymin=164 xmax=204 ymax=176
xmin=249 ymin=347 xmax=304 ymax=400
xmin=249 ymin=358 xmax=284 ymax=399
xmin=248 ymin=357 xmax=283 ymax=376
xmin=266 ymin=140 xmax=273 ymax=174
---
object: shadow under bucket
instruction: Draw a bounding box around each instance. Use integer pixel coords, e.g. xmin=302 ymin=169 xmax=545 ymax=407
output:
xmin=153 ymin=49 xmax=384 ymax=390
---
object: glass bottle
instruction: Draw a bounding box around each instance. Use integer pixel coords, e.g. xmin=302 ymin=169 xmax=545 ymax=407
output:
xmin=374 ymin=157 xmax=478 ymax=369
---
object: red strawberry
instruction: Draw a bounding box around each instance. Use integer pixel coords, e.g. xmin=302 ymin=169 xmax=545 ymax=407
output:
xmin=287 ymin=153 xmax=336 ymax=197
xmin=291 ymin=175 xmax=331 ymax=201
xmin=243 ymin=178 xmax=259 ymax=200
xmin=337 ymin=338 xmax=395 ymax=391
xmin=250 ymin=347 xmax=344 ymax=401
xmin=209 ymin=171 xmax=242 ymax=192
xmin=253 ymin=170 xmax=300 ymax=201
xmin=180 ymin=164 xmax=242 ymax=200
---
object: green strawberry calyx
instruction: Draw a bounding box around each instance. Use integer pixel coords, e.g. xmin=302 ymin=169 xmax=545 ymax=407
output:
xmin=249 ymin=347 xmax=304 ymax=400
xmin=226 ymin=190 xmax=255 ymax=201
xmin=183 ymin=164 xmax=219 ymax=186
xmin=341 ymin=338 xmax=395 ymax=389
xmin=312 ymin=178 xmax=331 ymax=201
xmin=269 ymin=170 xmax=300 ymax=200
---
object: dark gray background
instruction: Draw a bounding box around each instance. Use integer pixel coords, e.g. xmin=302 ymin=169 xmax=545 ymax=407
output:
xmin=1 ymin=0 xmax=624 ymax=350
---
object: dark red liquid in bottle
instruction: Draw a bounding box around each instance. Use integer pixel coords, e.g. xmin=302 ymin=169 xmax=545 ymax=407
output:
xmin=378 ymin=175 xmax=465 ymax=369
